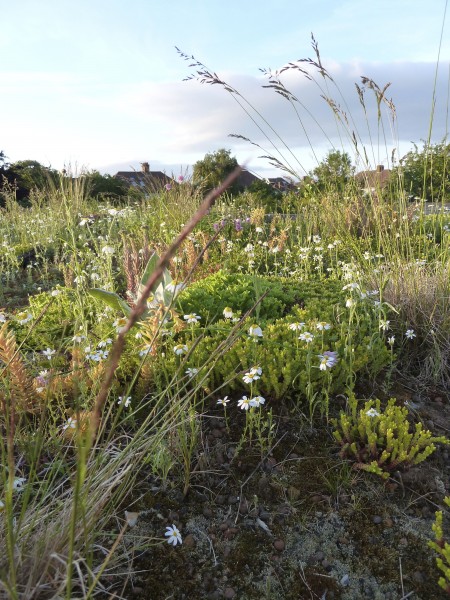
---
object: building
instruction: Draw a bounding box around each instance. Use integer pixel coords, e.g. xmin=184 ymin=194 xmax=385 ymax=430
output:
xmin=114 ymin=162 xmax=174 ymax=190
xmin=356 ymin=165 xmax=392 ymax=194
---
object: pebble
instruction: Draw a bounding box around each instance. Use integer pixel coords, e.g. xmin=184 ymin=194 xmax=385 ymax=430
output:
xmin=183 ymin=534 xmax=196 ymax=549
xmin=215 ymin=495 xmax=226 ymax=505
xmin=238 ymin=498 xmax=249 ymax=514
xmin=413 ymin=571 xmax=425 ymax=583
xmin=223 ymin=587 xmax=236 ymax=598
xmin=340 ymin=574 xmax=350 ymax=586
xmin=203 ymin=506 xmax=213 ymax=518
xmin=372 ymin=515 xmax=383 ymax=524
xmin=227 ymin=495 xmax=239 ymax=505
xmin=273 ymin=539 xmax=285 ymax=552
xmin=315 ymin=551 xmax=325 ymax=562
xmin=384 ymin=518 xmax=393 ymax=528
xmin=322 ymin=559 xmax=333 ymax=572
xmin=132 ymin=587 xmax=144 ymax=596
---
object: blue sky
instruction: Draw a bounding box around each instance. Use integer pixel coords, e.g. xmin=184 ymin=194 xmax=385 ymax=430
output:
xmin=1 ymin=0 xmax=449 ymax=178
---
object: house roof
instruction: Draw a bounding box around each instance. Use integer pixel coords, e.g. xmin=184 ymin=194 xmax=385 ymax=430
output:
xmin=356 ymin=166 xmax=391 ymax=190
xmin=114 ymin=170 xmax=174 ymax=189
xmin=236 ymin=168 xmax=261 ymax=188
xmin=267 ymin=177 xmax=295 ymax=190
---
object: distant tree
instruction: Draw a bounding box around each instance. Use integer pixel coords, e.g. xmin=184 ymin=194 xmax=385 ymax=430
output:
xmin=83 ymin=171 xmax=129 ymax=200
xmin=396 ymin=141 xmax=450 ymax=201
xmin=246 ymin=178 xmax=282 ymax=211
xmin=193 ymin=148 xmax=241 ymax=194
xmin=7 ymin=160 xmax=59 ymax=201
xmin=311 ymin=150 xmax=354 ymax=192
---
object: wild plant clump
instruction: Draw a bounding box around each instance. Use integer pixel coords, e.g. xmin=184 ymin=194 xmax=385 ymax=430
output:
xmin=332 ymin=397 xmax=449 ymax=479
xmin=429 ymin=496 xmax=450 ymax=594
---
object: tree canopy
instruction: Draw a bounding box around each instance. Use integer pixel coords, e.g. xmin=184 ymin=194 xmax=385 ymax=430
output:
xmin=396 ymin=141 xmax=450 ymax=201
xmin=311 ymin=150 xmax=355 ymax=192
xmin=193 ymin=148 xmax=241 ymax=194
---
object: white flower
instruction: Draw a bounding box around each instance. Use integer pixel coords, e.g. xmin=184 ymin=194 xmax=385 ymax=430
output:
xmin=317 ymin=351 xmax=339 ymax=371
xmin=174 ymin=344 xmax=188 ymax=356
xmin=243 ymin=371 xmax=260 ymax=384
xmin=102 ymin=246 xmax=115 ymax=255
xmin=250 ymin=396 xmax=266 ymax=407
xmin=118 ymin=396 xmax=132 ymax=408
xmin=113 ymin=317 xmax=128 ymax=333
xmin=139 ymin=344 xmax=153 ymax=357
xmin=184 ymin=313 xmax=201 ymax=324
xmin=166 ymin=281 xmax=185 ymax=295
xmin=223 ymin=307 xmax=234 ymax=319
xmin=288 ymin=322 xmax=305 ymax=331
xmin=238 ymin=396 xmax=252 ymax=410
xmin=345 ymin=298 xmax=354 ymax=308
xmin=185 ymin=367 xmax=199 ymax=378
xmin=316 ymin=322 xmax=331 ymax=331
xmin=0 ymin=313 xmax=6 ymax=323
xmin=255 ymin=226 xmax=263 ymax=233
xmin=405 ymin=329 xmax=416 ymax=340
xmin=12 ymin=477 xmax=27 ymax=491
xmin=165 ymin=524 xmax=182 ymax=546
xmin=366 ymin=408 xmax=380 ymax=418
xmin=51 ymin=289 xmax=60 ymax=297
xmin=388 ymin=336 xmax=395 ymax=346
xmin=249 ymin=365 xmax=262 ymax=376
xmin=16 ymin=311 xmax=33 ymax=325
xmin=72 ymin=334 xmax=86 ymax=343
xmin=312 ymin=235 xmax=321 ymax=243
xmin=62 ymin=417 xmax=77 ymax=431
xmin=299 ymin=332 xmax=314 ymax=343
xmin=379 ymin=320 xmax=390 ymax=331
xmin=42 ymin=348 xmax=56 ymax=360
xmin=248 ymin=324 xmax=263 ymax=338
xmin=217 ymin=396 xmax=230 ymax=407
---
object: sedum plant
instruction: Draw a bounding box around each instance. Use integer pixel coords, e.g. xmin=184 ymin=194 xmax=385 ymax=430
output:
xmin=332 ymin=397 xmax=449 ymax=479
xmin=429 ymin=496 xmax=450 ymax=595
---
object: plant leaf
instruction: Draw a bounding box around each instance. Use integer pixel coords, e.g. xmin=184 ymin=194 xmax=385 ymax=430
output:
xmin=88 ymin=289 xmax=131 ymax=316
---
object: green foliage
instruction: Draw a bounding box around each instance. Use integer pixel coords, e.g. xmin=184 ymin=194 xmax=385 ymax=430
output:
xmin=311 ymin=150 xmax=355 ymax=192
xmin=193 ymin=148 xmax=240 ymax=194
xmin=160 ymin=276 xmax=392 ymax=410
xmin=4 ymin=160 xmax=59 ymax=204
xmin=246 ymin=179 xmax=283 ymax=212
xmin=13 ymin=288 xmax=81 ymax=348
xmin=88 ymin=252 xmax=176 ymax=320
xmin=429 ymin=496 xmax=450 ymax=594
xmin=82 ymin=171 xmax=129 ymax=201
xmin=332 ymin=397 xmax=449 ymax=479
xmin=396 ymin=141 xmax=450 ymax=201
xmin=177 ymin=271 xmax=344 ymax=324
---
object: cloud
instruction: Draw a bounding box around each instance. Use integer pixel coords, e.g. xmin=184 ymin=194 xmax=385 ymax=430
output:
xmin=113 ymin=58 xmax=449 ymax=175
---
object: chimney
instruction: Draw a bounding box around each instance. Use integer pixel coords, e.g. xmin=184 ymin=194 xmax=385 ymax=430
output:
xmin=141 ymin=162 xmax=150 ymax=173
xmin=376 ymin=165 xmax=384 ymax=172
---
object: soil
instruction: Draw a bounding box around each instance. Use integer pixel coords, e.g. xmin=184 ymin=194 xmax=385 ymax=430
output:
xmin=106 ymin=384 xmax=450 ymax=600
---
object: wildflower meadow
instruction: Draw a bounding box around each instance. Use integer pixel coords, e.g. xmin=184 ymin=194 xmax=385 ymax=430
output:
xmin=1 ymin=39 xmax=450 ymax=600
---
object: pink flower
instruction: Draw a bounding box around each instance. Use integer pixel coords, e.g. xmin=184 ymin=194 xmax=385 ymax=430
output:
xmin=177 ymin=175 xmax=185 ymax=182
xmin=165 ymin=183 xmax=172 ymax=191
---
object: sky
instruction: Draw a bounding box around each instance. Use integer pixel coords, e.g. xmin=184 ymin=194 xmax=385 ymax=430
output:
xmin=1 ymin=0 xmax=449 ymax=179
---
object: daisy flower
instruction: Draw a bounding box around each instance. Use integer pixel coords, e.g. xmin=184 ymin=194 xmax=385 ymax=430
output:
xmin=165 ymin=524 xmax=182 ymax=546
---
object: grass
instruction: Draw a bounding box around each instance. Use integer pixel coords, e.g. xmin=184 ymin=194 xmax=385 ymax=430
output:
xmin=1 ymin=38 xmax=450 ymax=599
